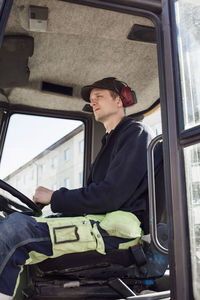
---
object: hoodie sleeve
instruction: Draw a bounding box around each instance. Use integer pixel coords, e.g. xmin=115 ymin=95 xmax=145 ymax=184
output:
xmin=51 ymin=122 xmax=152 ymax=216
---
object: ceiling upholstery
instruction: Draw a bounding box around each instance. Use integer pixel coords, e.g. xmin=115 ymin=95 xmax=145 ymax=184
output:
xmin=1 ymin=0 xmax=160 ymax=115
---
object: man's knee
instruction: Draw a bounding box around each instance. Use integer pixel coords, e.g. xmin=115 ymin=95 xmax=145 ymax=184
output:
xmin=0 ymin=213 xmax=39 ymax=246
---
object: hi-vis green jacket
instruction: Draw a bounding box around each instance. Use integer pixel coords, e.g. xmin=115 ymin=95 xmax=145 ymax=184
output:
xmin=51 ymin=117 xmax=154 ymax=227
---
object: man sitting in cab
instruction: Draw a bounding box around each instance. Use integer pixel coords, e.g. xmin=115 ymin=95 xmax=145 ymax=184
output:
xmin=0 ymin=77 xmax=154 ymax=299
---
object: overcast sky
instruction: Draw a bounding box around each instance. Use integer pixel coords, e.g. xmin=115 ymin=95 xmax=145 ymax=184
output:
xmin=0 ymin=114 xmax=82 ymax=179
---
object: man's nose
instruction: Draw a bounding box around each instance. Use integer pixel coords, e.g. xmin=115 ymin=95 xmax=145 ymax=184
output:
xmin=89 ymin=99 xmax=97 ymax=107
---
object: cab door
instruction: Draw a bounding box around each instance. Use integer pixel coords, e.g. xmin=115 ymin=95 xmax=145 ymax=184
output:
xmin=161 ymin=0 xmax=200 ymax=299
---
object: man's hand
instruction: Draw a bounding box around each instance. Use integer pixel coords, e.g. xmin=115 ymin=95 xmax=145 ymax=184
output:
xmin=33 ymin=186 xmax=54 ymax=205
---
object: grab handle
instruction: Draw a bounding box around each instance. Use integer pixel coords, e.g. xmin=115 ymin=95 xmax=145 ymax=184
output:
xmin=147 ymin=135 xmax=168 ymax=255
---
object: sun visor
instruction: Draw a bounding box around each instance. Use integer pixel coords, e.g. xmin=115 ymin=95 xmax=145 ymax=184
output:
xmin=0 ymin=36 xmax=34 ymax=88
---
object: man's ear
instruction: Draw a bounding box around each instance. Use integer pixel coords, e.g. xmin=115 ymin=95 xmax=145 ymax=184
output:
xmin=116 ymin=96 xmax=123 ymax=108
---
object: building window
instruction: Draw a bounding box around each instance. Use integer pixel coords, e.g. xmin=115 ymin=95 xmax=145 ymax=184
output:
xmin=16 ymin=177 xmax=21 ymax=188
xmin=40 ymin=164 xmax=46 ymax=173
xmin=64 ymin=178 xmax=70 ymax=189
xmin=79 ymin=171 xmax=83 ymax=186
xmin=52 ymin=156 xmax=57 ymax=168
xmin=142 ymin=107 xmax=162 ymax=136
xmin=192 ymin=182 xmax=200 ymax=205
xmin=31 ymin=169 xmax=35 ymax=180
xmin=52 ymin=183 xmax=57 ymax=191
xmin=79 ymin=140 xmax=84 ymax=153
xmin=64 ymin=148 xmax=70 ymax=161
xmin=191 ymin=146 xmax=200 ymax=165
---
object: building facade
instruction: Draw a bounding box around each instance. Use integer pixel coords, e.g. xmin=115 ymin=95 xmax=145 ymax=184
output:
xmin=4 ymin=125 xmax=84 ymax=204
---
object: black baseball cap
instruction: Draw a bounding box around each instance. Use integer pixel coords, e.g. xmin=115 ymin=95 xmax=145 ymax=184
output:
xmin=81 ymin=77 xmax=125 ymax=102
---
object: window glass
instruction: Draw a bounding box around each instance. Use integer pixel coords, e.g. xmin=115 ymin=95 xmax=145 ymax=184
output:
xmin=40 ymin=164 xmax=46 ymax=174
xmin=51 ymin=156 xmax=57 ymax=169
xmin=174 ymin=0 xmax=200 ymax=129
xmin=52 ymin=183 xmax=57 ymax=191
xmin=64 ymin=178 xmax=70 ymax=189
xmin=142 ymin=106 xmax=162 ymax=136
xmin=184 ymin=143 xmax=200 ymax=299
xmin=64 ymin=148 xmax=70 ymax=161
xmin=0 ymin=114 xmax=84 ymax=216
xmin=79 ymin=171 xmax=83 ymax=186
xmin=79 ymin=140 xmax=84 ymax=153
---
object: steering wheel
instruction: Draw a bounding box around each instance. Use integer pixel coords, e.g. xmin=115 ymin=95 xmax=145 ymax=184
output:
xmin=0 ymin=180 xmax=42 ymax=217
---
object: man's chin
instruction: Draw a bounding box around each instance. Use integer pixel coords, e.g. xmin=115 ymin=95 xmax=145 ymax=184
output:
xmin=94 ymin=114 xmax=101 ymax=122
xmin=94 ymin=112 xmax=106 ymax=124
xmin=95 ymin=117 xmax=104 ymax=125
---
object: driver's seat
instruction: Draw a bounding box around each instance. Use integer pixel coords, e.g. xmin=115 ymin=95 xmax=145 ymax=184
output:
xmin=18 ymin=137 xmax=170 ymax=300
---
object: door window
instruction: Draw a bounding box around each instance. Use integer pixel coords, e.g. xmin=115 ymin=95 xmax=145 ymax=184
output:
xmin=174 ymin=0 xmax=200 ymax=129
xmin=174 ymin=1 xmax=200 ymax=298
xmin=184 ymin=144 xmax=200 ymax=299
xmin=0 ymin=114 xmax=84 ymax=216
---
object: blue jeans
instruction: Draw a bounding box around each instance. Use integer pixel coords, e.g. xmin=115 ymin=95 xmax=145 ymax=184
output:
xmin=0 ymin=213 xmax=52 ymax=296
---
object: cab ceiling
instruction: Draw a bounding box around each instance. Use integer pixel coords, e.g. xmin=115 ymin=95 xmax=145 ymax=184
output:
xmin=1 ymin=0 xmax=159 ymax=115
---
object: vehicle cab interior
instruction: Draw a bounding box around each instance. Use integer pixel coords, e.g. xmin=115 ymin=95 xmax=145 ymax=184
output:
xmin=0 ymin=0 xmax=199 ymax=300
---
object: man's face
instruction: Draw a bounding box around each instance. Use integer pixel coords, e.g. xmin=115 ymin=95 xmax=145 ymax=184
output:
xmin=89 ymin=88 xmax=122 ymax=123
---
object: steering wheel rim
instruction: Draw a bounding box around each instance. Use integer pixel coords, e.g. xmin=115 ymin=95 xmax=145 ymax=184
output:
xmin=0 ymin=179 xmax=42 ymax=216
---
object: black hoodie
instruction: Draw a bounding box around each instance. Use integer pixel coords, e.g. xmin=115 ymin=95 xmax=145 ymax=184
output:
xmin=51 ymin=117 xmax=154 ymax=224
